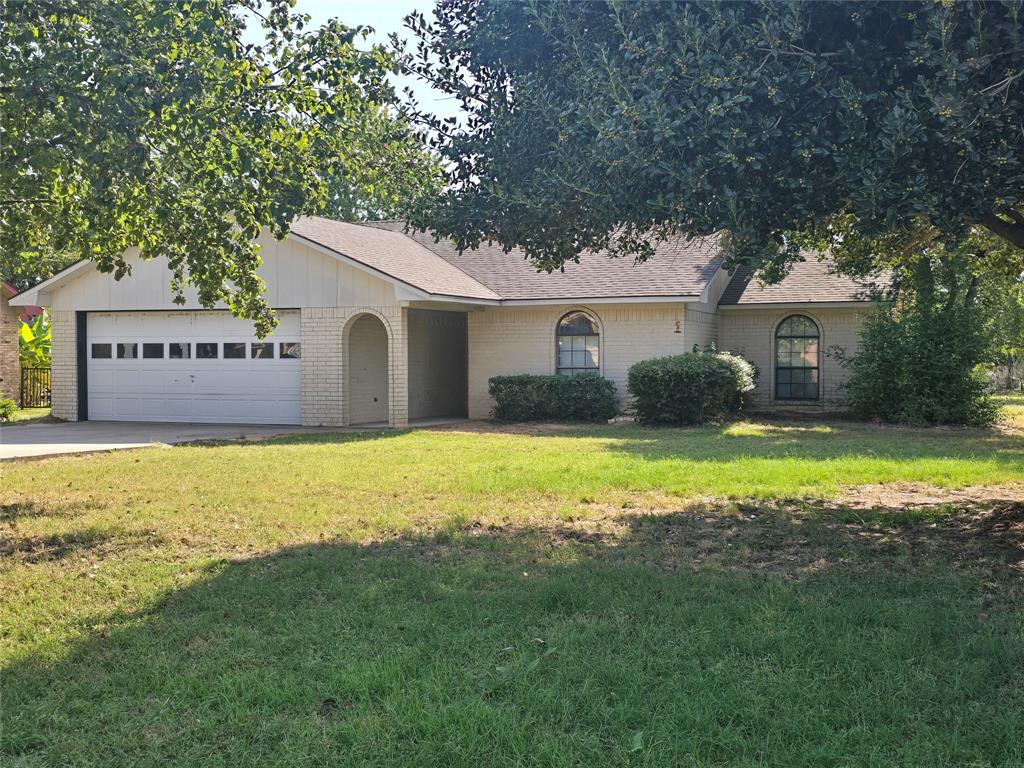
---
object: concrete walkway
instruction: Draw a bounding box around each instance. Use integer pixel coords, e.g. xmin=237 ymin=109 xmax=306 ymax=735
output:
xmin=0 ymin=421 xmax=326 ymax=460
xmin=0 ymin=418 xmax=470 ymax=460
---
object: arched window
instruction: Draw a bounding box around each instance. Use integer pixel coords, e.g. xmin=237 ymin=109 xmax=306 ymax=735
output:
xmin=775 ymin=315 xmax=819 ymax=400
xmin=556 ymin=311 xmax=599 ymax=376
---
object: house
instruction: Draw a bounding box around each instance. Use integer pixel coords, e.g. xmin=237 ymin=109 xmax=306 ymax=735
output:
xmin=9 ymin=217 xmax=885 ymax=426
xmin=1 ymin=281 xmax=22 ymax=402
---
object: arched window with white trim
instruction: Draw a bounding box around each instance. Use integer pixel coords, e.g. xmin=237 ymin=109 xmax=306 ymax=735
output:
xmin=556 ymin=311 xmax=599 ymax=376
xmin=775 ymin=315 xmax=819 ymax=400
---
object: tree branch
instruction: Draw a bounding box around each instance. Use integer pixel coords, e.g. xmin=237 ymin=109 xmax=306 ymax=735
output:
xmin=976 ymin=211 xmax=1024 ymax=249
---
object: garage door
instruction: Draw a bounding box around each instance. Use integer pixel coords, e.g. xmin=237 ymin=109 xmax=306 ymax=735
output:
xmin=86 ymin=311 xmax=301 ymax=424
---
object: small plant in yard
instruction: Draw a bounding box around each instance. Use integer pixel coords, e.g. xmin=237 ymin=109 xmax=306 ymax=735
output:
xmin=627 ymin=349 xmax=756 ymax=424
xmin=489 ymin=372 xmax=617 ymax=422
xmin=0 ymin=397 xmax=16 ymax=422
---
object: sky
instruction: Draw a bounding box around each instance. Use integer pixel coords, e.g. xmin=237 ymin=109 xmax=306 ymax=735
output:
xmin=248 ymin=0 xmax=461 ymax=121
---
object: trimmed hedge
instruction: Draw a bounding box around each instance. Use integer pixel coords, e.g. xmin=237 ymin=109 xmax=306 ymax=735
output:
xmin=627 ymin=350 xmax=756 ymax=424
xmin=489 ymin=373 xmax=618 ymax=422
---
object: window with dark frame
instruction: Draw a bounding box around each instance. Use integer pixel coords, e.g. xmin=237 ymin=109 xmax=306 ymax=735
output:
xmin=116 ymin=342 xmax=138 ymax=359
xmin=775 ymin=315 xmax=820 ymax=401
xmin=196 ymin=343 xmax=218 ymax=359
xmin=223 ymin=342 xmax=246 ymax=359
xmin=279 ymin=342 xmax=301 ymax=359
xmin=91 ymin=343 xmax=112 ymax=359
xmin=169 ymin=343 xmax=191 ymax=359
xmin=251 ymin=342 xmax=274 ymax=359
xmin=556 ymin=311 xmax=600 ymax=376
xmin=142 ymin=343 xmax=164 ymax=359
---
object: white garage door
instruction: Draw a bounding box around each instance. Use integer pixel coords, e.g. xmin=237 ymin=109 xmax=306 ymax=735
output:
xmin=86 ymin=311 xmax=302 ymax=424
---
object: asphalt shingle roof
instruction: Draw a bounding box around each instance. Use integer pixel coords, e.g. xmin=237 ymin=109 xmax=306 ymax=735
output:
xmin=365 ymin=222 xmax=725 ymax=300
xmin=290 ymin=217 xmax=500 ymax=300
xmin=719 ymin=258 xmax=890 ymax=305
xmin=293 ymin=217 xmax=885 ymax=306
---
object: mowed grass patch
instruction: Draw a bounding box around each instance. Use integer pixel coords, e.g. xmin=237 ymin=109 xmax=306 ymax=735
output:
xmin=2 ymin=419 xmax=1023 ymax=766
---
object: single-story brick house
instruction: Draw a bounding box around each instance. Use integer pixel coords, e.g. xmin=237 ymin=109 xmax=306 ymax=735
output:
xmin=9 ymin=217 xmax=884 ymax=427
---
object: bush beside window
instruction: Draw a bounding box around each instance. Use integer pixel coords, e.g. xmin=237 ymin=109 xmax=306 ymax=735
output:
xmin=843 ymin=304 xmax=997 ymax=426
xmin=627 ymin=350 xmax=757 ymax=424
xmin=489 ymin=373 xmax=618 ymax=422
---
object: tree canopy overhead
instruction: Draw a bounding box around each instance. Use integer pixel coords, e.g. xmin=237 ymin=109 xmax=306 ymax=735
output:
xmin=1 ymin=0 xmax=437 ymax=335
xmin=404 ymin=0 xmax=1024 ymax=279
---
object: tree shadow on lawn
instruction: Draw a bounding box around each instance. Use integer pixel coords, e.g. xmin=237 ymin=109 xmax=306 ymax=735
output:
xmin=5 ymin=503 xmax=1023 ymax=767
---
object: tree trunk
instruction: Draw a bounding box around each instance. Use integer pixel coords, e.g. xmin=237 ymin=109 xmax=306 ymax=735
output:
xmin=977 ymin=212 xmax=1024 ymax=250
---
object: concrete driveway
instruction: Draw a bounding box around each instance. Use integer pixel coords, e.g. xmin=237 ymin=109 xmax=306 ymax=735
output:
xmin=0 ymin=421 xmax=323 ymax=460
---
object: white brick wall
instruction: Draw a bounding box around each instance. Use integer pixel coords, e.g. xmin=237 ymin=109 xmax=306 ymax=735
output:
xmin=50 ymin=311 xmax=78 ymax=420
xmin=300 ymin=306 xmax=409 ymax=428
xmin=718 ymin=306 xmax=870 ymax=407
xmin=467 ymin=303 xmax=688 ymax=418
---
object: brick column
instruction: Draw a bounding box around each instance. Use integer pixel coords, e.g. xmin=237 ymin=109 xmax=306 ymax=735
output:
xmin=389 ymin=306 xmax=409 ymax=428
xmin=50 ymin=310 xmax=79 ymax=420
xmin=300 ymin=307 xmax=344 ymax=426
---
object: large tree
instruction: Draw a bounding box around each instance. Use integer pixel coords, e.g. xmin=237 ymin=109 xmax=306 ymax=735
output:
xmin=404 ymin=0 xmax=1024 ymax=279
xmin=1 ymin=0 xmax=435 ymax=335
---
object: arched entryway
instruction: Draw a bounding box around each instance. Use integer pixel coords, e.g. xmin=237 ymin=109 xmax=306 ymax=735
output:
xmin=345 ymin=313 xmax=389 ymax=425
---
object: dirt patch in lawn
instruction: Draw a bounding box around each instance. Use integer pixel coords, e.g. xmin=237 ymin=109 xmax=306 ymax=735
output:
xmin=839 ymin=482 xmax=1024 ymax=508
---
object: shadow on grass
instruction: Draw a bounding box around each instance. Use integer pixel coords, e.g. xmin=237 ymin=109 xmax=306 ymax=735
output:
xmin=5 ymin=504 xmax=1023 ymax=767
xmin=0 ymin=525 xmax=164 ymax=564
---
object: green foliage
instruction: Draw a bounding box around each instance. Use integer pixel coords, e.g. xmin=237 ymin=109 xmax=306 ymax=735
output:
xmin=1 ymin=0 xmax=435 ymax=336
xmin=627 ymin=350 xmax=756 ymax=425
xmin=0 ymin=397 xmax=15 ymax=422
xmin=844 ymin=295 xmax=997 ymax=427
xmin=18 ymin=313 xmax=51 ymax=368
xmin=405 ymin=1 xmax=1024 ymax=278
xmin=488 ymin=373 xmax=618 ymax=422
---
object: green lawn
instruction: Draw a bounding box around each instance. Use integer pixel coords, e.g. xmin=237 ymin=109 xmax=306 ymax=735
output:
xmin=3 ymin=419 xmax=1023 ymax=766
xmin=4 ymin=406 xmax=51 ymax=424
xmin=995 ymin=392 xmax=1024 ymax=429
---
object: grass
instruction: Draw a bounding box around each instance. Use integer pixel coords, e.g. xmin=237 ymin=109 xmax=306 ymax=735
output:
xmin=3 ymin=406 xmax=51 ymax=424
xmin=994 ymin=392 xmax=1024 ymax=429
xmin=2 ymin=418 xmax=1023 ymax=766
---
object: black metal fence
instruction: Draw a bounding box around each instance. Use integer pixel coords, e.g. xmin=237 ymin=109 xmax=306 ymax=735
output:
xmin=20 ymin=367 xmax=52 ymax=408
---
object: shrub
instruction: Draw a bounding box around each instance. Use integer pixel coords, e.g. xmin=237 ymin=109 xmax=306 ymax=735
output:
xmin=627 ymin=350 xmax=756 ymax=424
xmin=0 ymin=397 xmax=16 ymax=422
xmin=844 ymin=302 xmax=997 ymax=426
xmin=489 ymin=373 xmax=618 ymax=422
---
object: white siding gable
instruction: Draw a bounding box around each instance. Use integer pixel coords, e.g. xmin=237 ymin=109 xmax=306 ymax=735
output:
xmin=48 ymin=233 xmax=398 ymax=312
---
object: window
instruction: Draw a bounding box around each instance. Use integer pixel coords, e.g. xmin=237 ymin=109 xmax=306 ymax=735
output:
xmin=251 ymin=343 xmax=274 ymax=359
xmin=142 ymin=343 xmax=164 ymax=359
xmin=279 ymin=342 xmax=301 ymax=359
xmin=775 ymin=315 xmax=819 ymax=400
xmin=169 ymin=343 xmax=191 ymax=359
xmin=196 ymin=343 xmax=218 ymax=359
xmin=117 ymin=342 xmax=138 ymax=359
xmin=91 ymin=343 xmax=112 ymax=359
xmin=223 ymin=342 xmax=246 ymax=359
xmin=556 ymin=311 xmax=599 ymax=376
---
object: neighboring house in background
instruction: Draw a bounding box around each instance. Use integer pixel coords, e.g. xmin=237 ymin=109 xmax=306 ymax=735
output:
xmin=1 ymin=281 xmax=23 ymax=402
xmin=10 ymin=218 xmax=885 ymax=426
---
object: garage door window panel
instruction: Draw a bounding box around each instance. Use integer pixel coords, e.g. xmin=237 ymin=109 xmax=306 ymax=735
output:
xmin=143 ymin=343 xmax=164 ymax=359
xmin=91 ymin=343 xmax=112 ymax=359
xmin=196 ymin=343 xmax=218 ymax=359
xmin=117 ymin=343 xmax=138 ymax=359
xmin=169 ymin=343 xmax=191 ymax=359
xmin=223 ymin=343 xmax=246 ymax=359
xmin=280 ymin=342 xmax=301 ymax=359
xmin=251 ymin=343 xmax=274 ymax=359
